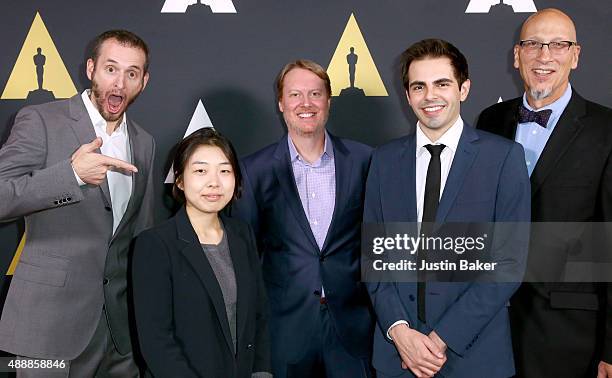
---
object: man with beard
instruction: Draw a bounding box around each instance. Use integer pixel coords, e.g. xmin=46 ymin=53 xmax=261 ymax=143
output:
xmin=476 ymin=8 xmax=612 ymax=377
xmin=232 ymin=60 xmax=374 ymax=377
xmin=0 ymin=30 xmax=154 ymax=377
xmin=365 ymin=39 xmax=530 ymax=377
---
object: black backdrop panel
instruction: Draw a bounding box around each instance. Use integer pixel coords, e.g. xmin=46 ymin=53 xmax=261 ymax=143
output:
xmin=0 ymin=1 xmax=610 ymax=318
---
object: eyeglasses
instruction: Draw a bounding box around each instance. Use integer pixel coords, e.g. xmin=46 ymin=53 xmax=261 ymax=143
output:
xmin=519 ymin=40 xmax=577 ymax=55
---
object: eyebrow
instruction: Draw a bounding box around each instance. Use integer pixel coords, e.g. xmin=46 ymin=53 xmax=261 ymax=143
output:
xmin=191 ymin=161 xmax=231 ymax=165
xmin=288 ymin=88 xmax=323 ymax=92
xmin=409 ymin=78 xmax=454 ymax=87
xmin=104 ymin=59 xmax=143 ymax=71
xmin=434 ymin=78 xmax=453 ymax=84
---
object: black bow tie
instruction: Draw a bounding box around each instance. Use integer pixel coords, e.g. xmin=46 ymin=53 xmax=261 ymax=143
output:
xmin=518 ymin=104 xmax=552 ymax=128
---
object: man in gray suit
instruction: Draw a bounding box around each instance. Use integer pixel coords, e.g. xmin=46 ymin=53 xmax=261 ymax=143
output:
xmin=0 ymin=30 xmax=155 ymax=377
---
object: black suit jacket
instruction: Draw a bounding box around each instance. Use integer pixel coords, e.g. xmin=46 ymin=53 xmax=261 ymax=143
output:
xmin=477 ymin=90 xmax=612 ymax=376
xmin=131 ymin=207 xmax=271 ymax=378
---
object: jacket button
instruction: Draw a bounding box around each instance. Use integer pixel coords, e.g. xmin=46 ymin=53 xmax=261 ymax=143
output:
xmin=319 ymin=256 xmax=325 ymax=262
xmin=103 ymin=278 xmax=109 ymax=285
xmin=409 ymin=295 xmax=415 ymax=301
xmin=247 ymin=344 xmax=253 ymax=349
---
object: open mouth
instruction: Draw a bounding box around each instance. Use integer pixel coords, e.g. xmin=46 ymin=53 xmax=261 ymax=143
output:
xmin=107 ymin=94 xmax=124 ymax=114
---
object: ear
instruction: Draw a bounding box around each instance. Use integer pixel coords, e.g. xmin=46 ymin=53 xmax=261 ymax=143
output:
xmin=176 ymin=176 xmax=184 ymax=191
xmin=513 ymin=45 xmax=520 ymax=69
xmin=278 ymin=99 xmax=284 ymax=113
xmin=86 ymin=59 xmax=95 ymax=81
xmin=460 ymin=79 xmax=471 ymax=102
xmin=571 ymin=44 xmax=581 ymax=70
xmin=405 ymin=90 xmax=411 ymax=106
xmin=141 ymin=72 xmax=150 ymax=91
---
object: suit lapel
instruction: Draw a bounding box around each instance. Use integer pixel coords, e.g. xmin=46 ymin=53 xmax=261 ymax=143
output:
xmin=500 ymin=98 xmax=522 ymax=141
xmin=400 ymin=137 xmax=418 ymax=222
xmin=111 ymin=119 xmax=147 ymax=239
xmin=530 ymin=92 xmax=587 ymax=196
xmin=272 ymin=138 xmax=320 ymax=252
xmin=67 ymin=94 xmax=112 ymax=209
xmin=175 ymin=208 xmax=235 ymax=355
xmin=320 ymin=135 xmax=352 ymax=253
xmin=436 ymin=125 xmax=478 ymax=222
xmin=223 ymin=215 xmax=249 ymax=350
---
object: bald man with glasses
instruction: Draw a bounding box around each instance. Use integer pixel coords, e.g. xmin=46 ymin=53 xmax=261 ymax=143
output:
xmin=477 ymin=8 xmax=612 ymax=378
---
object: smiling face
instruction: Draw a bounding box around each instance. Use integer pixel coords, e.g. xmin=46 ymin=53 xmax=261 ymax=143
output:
xmin=406 ymin=57 xmax=470 ymax=141
xmin=86 ymin=38 xmax=149 ymax=129
xmin=177 ymin=145 xmax=235 ymax=216
xmin=278 ymin=67 xmax=330 ymax=139
xmin=514 ymin=9 xmax=580 ymax=108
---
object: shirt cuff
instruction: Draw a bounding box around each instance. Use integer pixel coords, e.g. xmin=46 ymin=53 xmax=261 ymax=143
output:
xmin=387 ymin=320 xmax=410 ymax=340
xmin=72 ymin=164 xmax=86 ymax=186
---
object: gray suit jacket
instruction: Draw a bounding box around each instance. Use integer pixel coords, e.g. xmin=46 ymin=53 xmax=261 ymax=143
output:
xmin=0 ymin=94 xmax=155 ymax=360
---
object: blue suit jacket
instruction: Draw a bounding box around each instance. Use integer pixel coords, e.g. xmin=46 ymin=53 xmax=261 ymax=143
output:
xmin=364 ymin=125 xmax=530 ymax=377
xmin=232 ymin=133 xmax=375 ymax=368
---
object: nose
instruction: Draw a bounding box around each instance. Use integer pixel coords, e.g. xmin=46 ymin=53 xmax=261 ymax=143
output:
xmin=536 ymin=44 xmax=553 ymax=61
xmin=424 ymin=86 xmax=438 ymax=101
xmin=114 ymin=74 xmax=125 ymax=89
xmin=207 ymin=173 xmax=220 ymax=188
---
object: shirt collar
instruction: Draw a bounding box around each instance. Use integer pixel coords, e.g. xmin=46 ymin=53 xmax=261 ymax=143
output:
xmin=416 ymin=116 xmax=464 ymax=156
xmin=521 ymin=83 xmax=572 ymax=128
xmin=81 ymin=89 xmax=127 ymax=136
xmin=287 ymin=131 xmax=334 ymax=163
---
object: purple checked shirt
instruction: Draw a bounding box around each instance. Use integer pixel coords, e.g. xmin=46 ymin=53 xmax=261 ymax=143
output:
xmin=287 ymin=132 xmax=336 ymax=251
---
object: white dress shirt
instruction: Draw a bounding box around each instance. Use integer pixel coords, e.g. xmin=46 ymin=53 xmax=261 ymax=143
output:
xmin=78 ymin=90 xmax=133 ymax=233
xmin=415 ymin=117 xmax=463 ymax=222
xmin=387 ymin=116 xmax=464 ymax=339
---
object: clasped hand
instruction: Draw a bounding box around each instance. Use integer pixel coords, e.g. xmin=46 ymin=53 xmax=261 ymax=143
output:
xmin=389 ymin=324 xmax=447 ymax=377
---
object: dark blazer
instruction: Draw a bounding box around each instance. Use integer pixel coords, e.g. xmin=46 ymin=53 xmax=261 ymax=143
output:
xmin=364 ymin=124 xmax=531 ymax=377
xmin=131 ymin=207 xmax=271 ymax=378
xmin=232 ymin=133 xmax=375 ymax=370
xmin=477 ymin=91 xmax=612 ymax=376
xmin=0 ymin=94 xmax=155 ymax=359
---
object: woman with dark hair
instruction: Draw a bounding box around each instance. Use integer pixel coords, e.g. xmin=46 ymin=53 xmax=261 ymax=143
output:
xmin=131 ymin=128 xmax=271 ymax=378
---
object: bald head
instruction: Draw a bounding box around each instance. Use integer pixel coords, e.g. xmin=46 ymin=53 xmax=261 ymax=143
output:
xmin=520 ymin=8 xmax=577 ymax=42
xmin=513 ymin=8 xmax=580 ymax=109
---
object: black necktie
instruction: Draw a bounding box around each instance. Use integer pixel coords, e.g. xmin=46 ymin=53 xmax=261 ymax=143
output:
xmin=518 ymin=104 xmax=552 ymax=128
xmin=418 ymin=144 xmax=445 ymax=323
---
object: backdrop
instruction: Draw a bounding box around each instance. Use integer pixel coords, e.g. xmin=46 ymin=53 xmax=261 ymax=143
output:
xmin=1 ymin=0 xmax=611 ymax=321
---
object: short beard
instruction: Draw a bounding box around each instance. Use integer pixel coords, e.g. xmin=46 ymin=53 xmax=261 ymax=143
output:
xmin=529 ymin=87 xmax=552 ymax=101
xmin=91 ymin=83 xmax=122 ymax=123
xmin=90 ymin=69 xmax=141 ymax=123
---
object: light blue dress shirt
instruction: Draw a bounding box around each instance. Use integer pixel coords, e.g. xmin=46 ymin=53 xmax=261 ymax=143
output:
xmin=515 ymin=84 xmax=572 ymax=176
xmin=287 ymin=132 xmax=336 ymax=298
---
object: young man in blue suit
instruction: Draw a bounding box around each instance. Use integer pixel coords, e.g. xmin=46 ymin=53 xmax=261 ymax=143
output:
xmin=232 ymin=60 xmax=374 ymax=377
xmin=364 ymin=39 xmax=530 ymax=377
